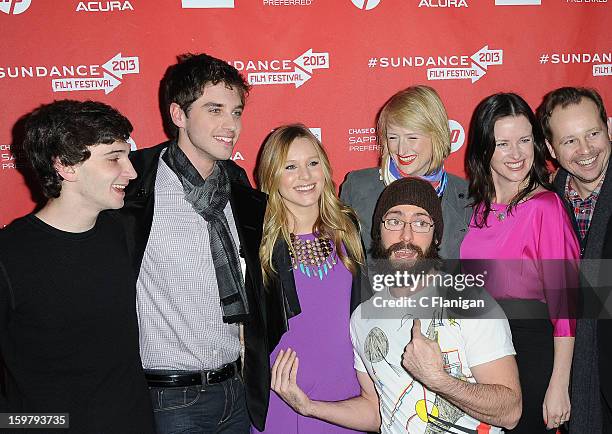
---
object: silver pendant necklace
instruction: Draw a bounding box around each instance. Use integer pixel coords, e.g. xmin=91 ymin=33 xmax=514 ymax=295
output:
xmin=491 ymin=207 xmax=507 ymax=221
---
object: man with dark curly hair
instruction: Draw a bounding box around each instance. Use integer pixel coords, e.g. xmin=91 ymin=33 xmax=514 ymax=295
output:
xmin=0 ymin=99 xmax=154 ymax=433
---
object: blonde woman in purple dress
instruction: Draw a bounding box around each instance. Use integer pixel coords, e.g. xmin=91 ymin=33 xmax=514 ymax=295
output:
xmin=255 ymin=124 xmax=368 ymax=433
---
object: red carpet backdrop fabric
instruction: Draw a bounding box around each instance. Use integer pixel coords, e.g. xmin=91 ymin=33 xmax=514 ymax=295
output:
xmin=0 ymin=0 xmax=609 ymax=226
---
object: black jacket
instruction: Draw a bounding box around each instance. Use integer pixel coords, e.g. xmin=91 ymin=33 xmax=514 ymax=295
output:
xmin=120 ymin=141 xmax=271 ymax=431
xmin=553 ymin=162 xmax=612 ymax=434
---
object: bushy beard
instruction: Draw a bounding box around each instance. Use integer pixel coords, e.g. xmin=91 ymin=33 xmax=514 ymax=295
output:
xmin=370 ymin=239 xmax=441 ymax=277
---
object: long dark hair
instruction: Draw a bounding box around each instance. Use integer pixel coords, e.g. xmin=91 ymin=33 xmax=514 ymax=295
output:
xmin=465 ymin=93 xmax=552 ymax=227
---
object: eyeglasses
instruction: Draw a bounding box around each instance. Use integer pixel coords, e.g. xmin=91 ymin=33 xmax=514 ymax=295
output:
xmin=382 ymin=218 xmax=434 ymax=233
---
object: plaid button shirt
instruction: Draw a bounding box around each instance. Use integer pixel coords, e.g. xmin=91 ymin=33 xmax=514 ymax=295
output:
xmin=564 ymin=175 xmax=603 ymax=241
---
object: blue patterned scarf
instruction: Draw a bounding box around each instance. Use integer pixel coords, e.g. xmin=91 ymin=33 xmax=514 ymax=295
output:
xmin=382 ymin=156 xmax=448 ymax=197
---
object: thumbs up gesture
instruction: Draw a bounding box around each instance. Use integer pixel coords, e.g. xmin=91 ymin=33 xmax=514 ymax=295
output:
xmin=402 ymin=319 xmax=447 ymax=389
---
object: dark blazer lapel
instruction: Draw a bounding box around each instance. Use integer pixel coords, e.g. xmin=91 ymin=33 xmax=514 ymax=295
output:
xmin=229 ymin=182 xmax=266 ymax=292
xmin=554 ymin=166 xmax=609 ymax=434
xmin=552 ymin=168 xmax=584 ymax=253
xmin=122 ymin=143 xmax=167 ymax=274
xmin=123 ymin=188 xmax=155 ymax=273
xmin=553 ymin=164 xmax=612 ymax=260
xmin=266 ymin=239 xmax=301 ymax=352
xmin=585 ymin=162 xmax=612 ymax=259
xmin=272 ymin=239 xmax=300 ymax=317
xmin=228 ymin=182 xmax=270 ymax=431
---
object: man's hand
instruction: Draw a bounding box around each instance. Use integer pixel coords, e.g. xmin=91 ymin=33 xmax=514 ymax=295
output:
xmin=403 ymin=319 xmax=522 ymax=429
xmin=402 ymin=319 xmax=446 ymax=389
xmin=271 ymin=348 xmax=312 ymax=416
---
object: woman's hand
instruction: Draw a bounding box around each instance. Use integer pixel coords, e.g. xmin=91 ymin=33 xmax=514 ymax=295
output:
xmin=543 ymin=377 xmax=571 ymax=430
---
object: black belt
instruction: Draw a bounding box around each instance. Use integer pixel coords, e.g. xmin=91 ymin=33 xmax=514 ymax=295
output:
xmin=145 ymin=359 xmax=241 ymax=387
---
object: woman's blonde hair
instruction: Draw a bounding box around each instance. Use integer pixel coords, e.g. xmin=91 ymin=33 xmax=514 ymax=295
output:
xmin=257 ymin=124 xmax=365 ymax=285
xmin=378 ymin=85 xmax=451 ymax=178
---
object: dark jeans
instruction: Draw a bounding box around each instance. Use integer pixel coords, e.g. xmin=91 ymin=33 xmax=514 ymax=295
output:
xmin=149 ymin=375 xmax=249 ymax=434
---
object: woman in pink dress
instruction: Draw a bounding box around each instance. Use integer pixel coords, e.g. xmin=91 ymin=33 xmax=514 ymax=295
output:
xmin=256 ymin=124 xmax=368 ymax=434
xmin=460 ymin=93 xmax=579 ymax=433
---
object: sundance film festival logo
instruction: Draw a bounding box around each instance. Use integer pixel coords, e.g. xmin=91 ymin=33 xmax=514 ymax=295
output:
xmin=428 ymin=46 xmax=502 ymax=83
xmin=538 ymin=51 xmax=612 ymax=78
xmin=0 ymin=53 xmax=140 ymax=94
xmin=229 ymin=49 xmax=330 ymax=89
xmin=367 ymin=45 xmax=503 ymax=84
xmin=181 ymin=0 xmax=234 ymax=7
xmin=0 ymin=0 xmax=31 ymax=14
xmin=52 ymin=53 xmax=139 ymax=94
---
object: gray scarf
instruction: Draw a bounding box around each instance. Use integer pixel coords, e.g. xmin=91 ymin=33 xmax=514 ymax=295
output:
xmin=163 ymin=144 xmax=249 ymax=323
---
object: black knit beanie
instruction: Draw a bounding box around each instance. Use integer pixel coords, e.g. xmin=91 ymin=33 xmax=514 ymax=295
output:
xmin=371 ymin=177 xmax=444 ymax=246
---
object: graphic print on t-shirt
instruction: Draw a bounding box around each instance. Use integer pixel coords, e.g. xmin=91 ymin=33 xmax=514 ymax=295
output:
xmin=364 ymin=311 xmax=490 ymax=434
xmin=364 ymin=326 xmax=405 ymax=382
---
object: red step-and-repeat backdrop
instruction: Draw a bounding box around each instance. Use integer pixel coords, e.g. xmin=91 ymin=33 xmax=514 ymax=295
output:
xmin=0 ymin=0 xmax=610 ymax=227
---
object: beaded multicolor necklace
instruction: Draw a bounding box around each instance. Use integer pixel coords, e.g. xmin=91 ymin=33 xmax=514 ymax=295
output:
xmin=289 ymin=233 xmax=337 ymax=280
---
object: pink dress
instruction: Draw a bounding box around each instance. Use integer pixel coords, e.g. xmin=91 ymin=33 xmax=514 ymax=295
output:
xmin=460 ymin=190 xmax=579 ymax=336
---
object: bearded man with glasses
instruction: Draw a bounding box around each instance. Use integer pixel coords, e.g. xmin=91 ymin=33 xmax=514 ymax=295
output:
xmin=269 ymin=177 xmax=522 ymax=434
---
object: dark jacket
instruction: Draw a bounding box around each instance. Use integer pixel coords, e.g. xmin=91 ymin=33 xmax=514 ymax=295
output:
xmin=120 ymin=141 xmax=271 ymax=431
xmin=601 ymin=226 xmax=612 ymax=431
xmin=553 ymin=162 xmax=612 ymax=434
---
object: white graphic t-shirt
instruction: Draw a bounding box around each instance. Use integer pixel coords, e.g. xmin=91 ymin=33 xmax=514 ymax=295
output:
xmin=350 ymin=288 xmax=515 ymax=434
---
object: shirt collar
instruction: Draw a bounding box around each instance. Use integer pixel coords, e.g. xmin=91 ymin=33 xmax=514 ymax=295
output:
xmin=565 ymin=173 xmax=604 ymax=202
